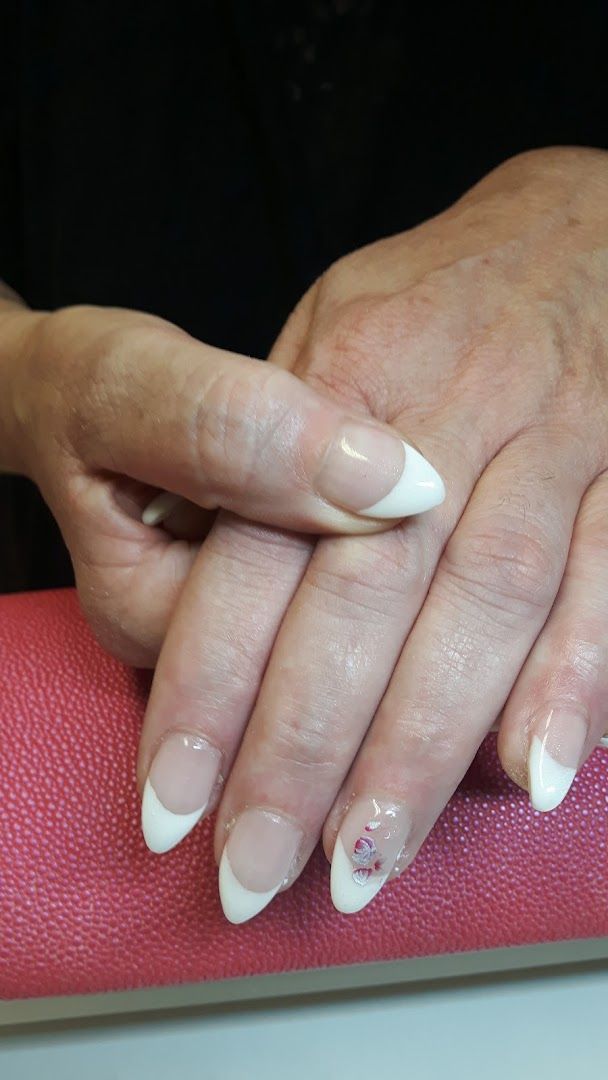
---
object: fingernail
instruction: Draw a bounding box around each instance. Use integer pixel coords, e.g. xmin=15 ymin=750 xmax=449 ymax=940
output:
xmin=527 ymin=705 xmax=588 ymax=812
xmin=141 ymin=732 xmax=222 ymax=853
xmin=219 ymin=810 xmax=302 ymax=924
xmin=315 ymin=423 xmax=445 ymax=519
xmin=331 ymin=797 xmax=411 ymax=915
xmin=142 ymin=491 xmax=183 ymax=526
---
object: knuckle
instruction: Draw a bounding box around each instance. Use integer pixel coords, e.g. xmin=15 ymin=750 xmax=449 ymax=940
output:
xmin=442 ymin=517 xmax=561 ymax=620
xmin=301 ymin=281 xmax=443 ymax=421
xmin=302 ymin=299 xmax=398 ymax=417
xmin=208 ymin=515 xmax=312 ymax=571
xmin=541 ymin=629 xmax=607 ymax=697
xmin=266 ymin=708 xmax=347 ymax=782
xmin=191 ymin=366 xmax=293 ymax=493
xmin=42 ymin=306 xmax=124 ymax=375
xmin=161 ymin=643 xmax=260 ymax=734
xmin=376 ymin=700 xmax=464 ymax=775
xmin=304 ymin=531 xmax=428 ymax=623
xmin=33 ymin=310 xmax=144 ymax=455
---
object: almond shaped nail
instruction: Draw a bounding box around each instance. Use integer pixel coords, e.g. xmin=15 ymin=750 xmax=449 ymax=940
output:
xmin=359 ymin=441 xmax=445 ymax=518
xmin=142 ymin=780 xmax=208 ymax=854
xmin=315 ymin=423 xmax=445 ymax=520
xmin=331 ymin=797 xmax=411 ymax=915
xmin=527 ymin=706 xmax=587 ymax=813
xmin=218 ymin=809 xmax=302 ymax=924
xmin=141 ymin=732 xmax=221 ymax=853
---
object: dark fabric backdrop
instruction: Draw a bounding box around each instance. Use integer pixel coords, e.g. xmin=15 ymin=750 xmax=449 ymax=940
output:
xmin=1 ymin=0 xmax=607 ymax=592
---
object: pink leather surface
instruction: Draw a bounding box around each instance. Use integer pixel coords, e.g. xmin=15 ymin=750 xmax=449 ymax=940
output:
xmin=0 ymin=588 xmax=606 ymax=1000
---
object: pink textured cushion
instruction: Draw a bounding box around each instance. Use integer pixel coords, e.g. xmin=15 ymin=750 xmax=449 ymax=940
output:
xmin=1 ymin=589 xmax=606 ymax=999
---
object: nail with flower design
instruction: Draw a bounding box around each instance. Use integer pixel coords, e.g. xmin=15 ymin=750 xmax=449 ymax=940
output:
xmin=330 ymin=797 xmax=411 ymax=914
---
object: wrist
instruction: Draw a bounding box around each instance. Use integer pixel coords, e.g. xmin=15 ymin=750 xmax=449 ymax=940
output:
xmin=0 ymin=305 xmax=47 ymax=477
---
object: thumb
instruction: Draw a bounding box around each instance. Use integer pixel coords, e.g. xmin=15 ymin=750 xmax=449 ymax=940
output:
xmin=93 ymin=329 xmax=445 ymax=533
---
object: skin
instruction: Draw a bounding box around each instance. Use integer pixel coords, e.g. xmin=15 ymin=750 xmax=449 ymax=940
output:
xmin=135 ymin=147 xmax=608 ymax=886
xmin=3 ymin=146 xmax=608 ymax=901
xmin=0 ymin=302 xmax=398 ymax=664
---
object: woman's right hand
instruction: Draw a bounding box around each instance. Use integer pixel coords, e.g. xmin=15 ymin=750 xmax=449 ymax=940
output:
xmin=135 ymin=148 xmax=608 ymax=922
xmin=0 ymin=299 xmax=443 ymax=665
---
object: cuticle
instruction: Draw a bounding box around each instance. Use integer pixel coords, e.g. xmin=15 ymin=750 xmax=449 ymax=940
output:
xmin=226 ymin=803 xmax=305 ymax=836
xmin=147 ymin=727 xmax=225 ymax=776
xmin=224 ymin=804 xmax=306 ymax=885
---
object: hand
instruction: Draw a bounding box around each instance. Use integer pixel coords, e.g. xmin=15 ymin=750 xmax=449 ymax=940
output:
xmin=0 ymin=301 xmax=443 ymax=665
xmin=138 ymin=146 xmax=608 ymax=920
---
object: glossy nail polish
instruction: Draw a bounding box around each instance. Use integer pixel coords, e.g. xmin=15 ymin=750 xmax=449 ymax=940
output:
xmin=331 ymin=797 xmax=411 ymax=914
xmin=315 ymin=423 xmax=445 ymax=519
xmin=527 ymin=705 xmax=588 ymax=812
xmin=219 ymin=809 xmax=302 ymax=924
xmin=141 ymin=732 xmax=222 ymax=853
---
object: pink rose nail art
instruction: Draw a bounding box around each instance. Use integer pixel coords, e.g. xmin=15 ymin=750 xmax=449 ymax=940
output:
xmin=352 ymin=835 xmax=376 ymax=866
xmin=332 ymin=798 xmax=411 ymax=914
xmin=352 ymin=867 xmax=372 ymax=885
xmin=351 ymin=823 xmax=387 ymax=885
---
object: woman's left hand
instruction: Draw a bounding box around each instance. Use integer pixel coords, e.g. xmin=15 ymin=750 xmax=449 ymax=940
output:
xmin=139 ymin=146 xmax=608 ymax=920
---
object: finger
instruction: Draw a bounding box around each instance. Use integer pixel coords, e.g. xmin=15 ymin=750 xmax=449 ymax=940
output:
xmin=137 ymin=513 xmax=314 ymax=853
xmin=51 ymin=473 xmax=200 ymax=666
xmin=211 ymin=432 xmax=467 ymax=923
xmin=64 ymin=309 xmax=444 ymax=532
xmin=498 ymin=470 xmax=608 ymax=811
xmin=212 ymin=529 xmax=430 ymax=924
xmin=323 ymin=432 xmax=592 ymax=914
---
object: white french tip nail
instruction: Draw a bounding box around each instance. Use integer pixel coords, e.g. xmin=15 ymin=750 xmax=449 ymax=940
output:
xmin=358 ymin=441 xmax=445 ymax=519
xmin=488 ymin=723 xmax=608 ymax=750
xmin=141 ymin=779 xmax=206 ymax=854
xmin=528 ymin=735 xmax=577 ymax=813
xmin=141 ymin=491 xmax=183 ymax=526
xmin=330 ymin=836 xmax=389 ymax=915
xmin=218 ymin=848 xmax=280 ymax=924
